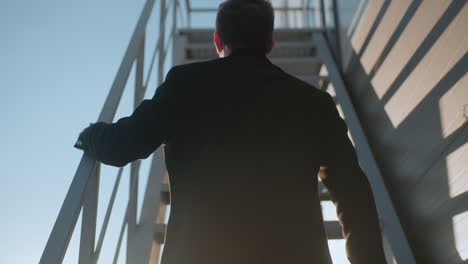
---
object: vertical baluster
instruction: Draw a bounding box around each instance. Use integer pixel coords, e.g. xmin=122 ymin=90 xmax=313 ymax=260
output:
xmin=331 ymin=0 xmax=342 ymax=71
xmin=284 ymin=0 xmax=289 ymax=28
xmin=173 ymin=0 xmax=178 ymax=37
xmin=314 ymin=0 xmax=321 ymax=28
xmin=135 ymin=33 xmax=146 ymax=105
xmin=126 ymin=31 xmax=145 ymax=264
xmin=158 ymin=0 xmax=166 ymax=86
xmin=185 ymin=0 xmax=191 ymax=29
xmin=79 ymin=163 xmax=100 ymax=264
xmin=301 ymin=0 xmax=307 ymax=28
xmin=319 ymin=0 xmax=327 ymax=30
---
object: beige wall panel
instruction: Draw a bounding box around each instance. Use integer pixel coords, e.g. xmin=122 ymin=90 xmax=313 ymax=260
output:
xmin=344 ymin=2 xmax=467 ymax=187
xmin=446 ymin=140 xmax=468 ymax=199
xmin=350 ymin=0 xmax=386 ymax=54
xmin=420 ymin=213 xmax=468 ymax=263
xmin=360 ymin=1 xmax=413 ymax=74
xmin=439 ymin=73 xmax=468 ymax=139
xmin=340 ymin=1 xmax=468 ymax=263
xmin=371 ymin=1 xmax=450 ymax=99
xmin=380 ymin=65 xmax=467 ymax=187
xmin=401 ymin=131 xmax=467 ymax=263
xmin=408 ymin=132 xmax=467 ymax=219
xmin=452 ymin=210 xmax=468 ymax=261
xmin=385 ymin=6 xmax=468 ymax=128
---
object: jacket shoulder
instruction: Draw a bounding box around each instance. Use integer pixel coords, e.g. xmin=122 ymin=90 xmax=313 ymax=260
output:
xmin=281 ymin=72 xmax=330 ymax=99
xmin=168 ymin=58 xmax=224 ymax=78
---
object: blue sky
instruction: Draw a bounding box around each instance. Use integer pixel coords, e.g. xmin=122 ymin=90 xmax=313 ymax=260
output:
xmin=1 ymin=0 xmax=348 ymax=263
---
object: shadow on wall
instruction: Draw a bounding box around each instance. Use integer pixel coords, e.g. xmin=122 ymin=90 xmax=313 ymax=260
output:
xmin=338 ymin=0 xmax=468 ymax=263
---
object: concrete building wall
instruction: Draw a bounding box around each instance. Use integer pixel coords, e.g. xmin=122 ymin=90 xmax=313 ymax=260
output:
xmin=336 ymin=0 xmax=468 ymax=263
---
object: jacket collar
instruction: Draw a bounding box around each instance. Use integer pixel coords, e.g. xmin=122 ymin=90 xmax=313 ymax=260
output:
xmin=228 ymin=48 xmax=267 ymax=58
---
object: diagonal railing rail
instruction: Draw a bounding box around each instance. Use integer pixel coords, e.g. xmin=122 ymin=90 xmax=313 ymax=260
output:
xmin=314 ymin=32 xmax=416 ymax=264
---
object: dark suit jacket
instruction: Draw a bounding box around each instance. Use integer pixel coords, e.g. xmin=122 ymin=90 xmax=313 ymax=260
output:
xmin=78 ymin=48 xmax=387 ymax=264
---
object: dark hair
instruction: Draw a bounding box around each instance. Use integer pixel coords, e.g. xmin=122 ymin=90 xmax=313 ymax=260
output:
xmin=216 ymin=0 xmax=274 ymax=53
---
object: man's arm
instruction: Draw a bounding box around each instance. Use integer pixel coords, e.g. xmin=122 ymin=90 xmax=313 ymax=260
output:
xmin=75 ymin=67 xmax=179 ymax=167
xmin=319 ymin=92 xmax=387 ymax=263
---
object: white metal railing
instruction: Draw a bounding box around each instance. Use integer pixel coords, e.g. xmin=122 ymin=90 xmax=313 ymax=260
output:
xmin=40 ymin=0 xmax=415 ymax=263
xmin=40 ymin=0 xmax=186 ymax=263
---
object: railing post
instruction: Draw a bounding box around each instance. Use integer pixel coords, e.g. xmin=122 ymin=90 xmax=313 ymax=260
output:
xmin=173 ymin=0 xmax=178 ymax=36
xmin=79 ymin=163 xmax=100 ymax=264
xmin=127 ymin=31 xmax=145 ymax=264
xmin=185 ymin=0 xmax=191 ymax=29
xmin=331 ymin=0 xmax=343 ymax=72
xmin=319 ymin=0 xmax=327 ymax=30
xmin=283 ymin=0 xmax=290 ymax=28
xmin=302 ymin=0 xmax=309 ymax=28
xmin=135 ymin=33 xmax=146 ymax=105
xmin=158 ymin=0 xmax=167 ymax=86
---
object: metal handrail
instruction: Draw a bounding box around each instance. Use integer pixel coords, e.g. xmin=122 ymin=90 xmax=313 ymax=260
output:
xmin=94 ymin=168 xmax=123 ymax=262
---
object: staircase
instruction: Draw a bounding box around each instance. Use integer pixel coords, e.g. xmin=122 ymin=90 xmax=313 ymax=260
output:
xmin=39 ymin=1 xmax=416 ymax=263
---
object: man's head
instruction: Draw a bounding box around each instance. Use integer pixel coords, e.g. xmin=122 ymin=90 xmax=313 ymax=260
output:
xmin=214 ymin=0 xmax=275 ymax=57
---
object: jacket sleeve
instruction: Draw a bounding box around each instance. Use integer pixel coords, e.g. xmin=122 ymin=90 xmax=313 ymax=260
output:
xmin=76 ymin=66 xmax=180 ymax=167
xmin=319 ymin=92 xmax=387 ymax=264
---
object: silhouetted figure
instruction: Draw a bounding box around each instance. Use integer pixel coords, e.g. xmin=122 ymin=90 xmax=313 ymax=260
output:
xmin=76 ymin=0 xmax=387 ymax=263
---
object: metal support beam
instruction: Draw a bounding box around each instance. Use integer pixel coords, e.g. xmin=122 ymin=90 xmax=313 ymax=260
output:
xmin=126 ymin=148 xmax=168 ymax=263
xmin=127 ymin=30 xmax=146 ymax=264
xmin=126 ymin=160 xmax=140 ymax=263
xmin=185 ymin=0 xmax=191 ymax=29
xmin=79 ymin=163 xmax=100 ymax=264
xmin=331 ymin=0 xmax=343 ymax=72
xmin=94 ymin=168 xmax=124 ymax=262
xmin=135 ymin=33 xmax=146 ymax=105
xmin=319 ymin=0 xmax=326 ymax=30
xmin=40 ymin=156 xmax=98 ymax=264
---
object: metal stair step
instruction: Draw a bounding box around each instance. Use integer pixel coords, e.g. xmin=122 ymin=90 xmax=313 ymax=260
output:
xmin=185 ymin=41 xmax=317 ymax=60
xmin=183 ymin=56 xmax=321 ymax=75
xmin=183 ymin=57 xmax=320 ymax=64
xmin=270 ymin=56 xmax=321 ymax=64
xmin=185 ymin=41 xmax=316 ymax=50
xmin=179 ymin=28 xmax=320 ymax=43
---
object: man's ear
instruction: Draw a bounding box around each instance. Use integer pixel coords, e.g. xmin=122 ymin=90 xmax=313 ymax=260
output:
xmin=266 ymin=39 xmax=275 ymax=56
xmin=213 ymin=31 xmax=225 ymax=55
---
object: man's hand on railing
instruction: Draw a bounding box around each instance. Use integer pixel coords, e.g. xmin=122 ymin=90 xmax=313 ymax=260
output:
xmin=74 ymin=123 xmax=94 ymax=150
